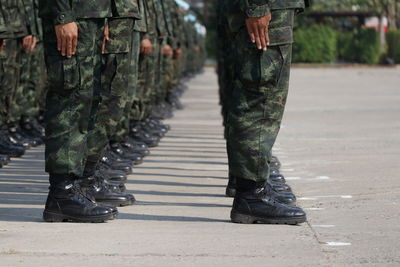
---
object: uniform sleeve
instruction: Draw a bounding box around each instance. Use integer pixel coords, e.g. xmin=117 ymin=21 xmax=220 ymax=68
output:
xmin=52 ymin=0 xmax=76 ymax=25
xmin=240 ymin=0 xmax=271 ymax=18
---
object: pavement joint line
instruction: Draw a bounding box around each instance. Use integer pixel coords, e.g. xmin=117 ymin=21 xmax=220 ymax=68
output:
xmin=324 ymin=242 xmax=352 ymax=247
xmin=298 ymin=195 xmax=353 ymax=200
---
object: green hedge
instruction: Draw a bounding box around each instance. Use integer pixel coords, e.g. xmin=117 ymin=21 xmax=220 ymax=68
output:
xmin=294 ymin=27 xmax=381 ymax=64
xmin=293 ymin=25 xmax=337 ymax=63
xmin=386 ymin=30 xmax=400 ymax=63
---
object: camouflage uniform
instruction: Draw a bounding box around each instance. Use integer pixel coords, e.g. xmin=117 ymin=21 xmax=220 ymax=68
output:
xmin=224 ymin=0 xmax=305 ymax=184
xmin=134 ymin=0 xmax=158 ymax=121
xmin=129 ymin=0 xmax=148 ymax=123
xmin=39 ymin=0 xmax=112 ymax=179
xmin=0 ymin=0 xmax=30 ymax=125
xmin=84 ymin=0 xmax=141 ymax=173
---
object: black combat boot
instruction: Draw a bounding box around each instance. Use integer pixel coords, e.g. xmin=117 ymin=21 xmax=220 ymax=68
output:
xmin=269 ymin=173 xmax=286 ymax=184
xmin=0 ymin=127 xmax=25 ymax=157
xmin=0 ymin=154 xmax=10 ymax=165
xmin=230 ymin=183 xmax=306 ymax=225
xmin=267 ymin=180 xmax=292 ymax=193
xmin=8 ymin=123 xmax=40 ymax=147
xmin=109 ymin=142 xmax=144 ymax=164
xmin=80 ymin=175 xmax=135 ymax=207
xmin=100 ymin=156 xmax=133 ymax=174
xmin=226 ymin=178 xmax=293 ymax=198
xmin=270 ymin=156 xmax=281 ymax=169
xmin=120 ymin=138 xmax=150 ymax=157
xmin=20 ymin=116 xmax=45 ymax=141
xmin=130 ymin=124 xmax=160 ymax=147
xmin=43 ymin=180 xmax=115 ymax=223
xmin=147 ymin=117 xmax=170 ymax=132
xmin=97 ymin=163 xmax=128 ymax=182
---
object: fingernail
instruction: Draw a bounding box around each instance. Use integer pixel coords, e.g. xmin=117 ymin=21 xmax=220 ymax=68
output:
xmin=263 ymin=47 xmax=267 ymax=51
xmin=258 ymin=46 xmax=261 ymax=49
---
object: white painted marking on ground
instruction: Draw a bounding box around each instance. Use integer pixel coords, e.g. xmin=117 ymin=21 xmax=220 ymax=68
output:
xmin=281 ymin=168 xmax=294 ymax=172
xmin=285 ymin=176 xmax=301 ymax=180
xmin=304 ymin=207 xmax=324 ymax=210
xmin=299 ymin=197 xmax=318 ymax=201
xmin=341 ymin=195 xmax=353 ymax=199
xmin=312 ymin=225 xmax=335 ymax=228
xmin=325 ymin=242 xmax=351 ymax=247
xmin=315 ymin=176 xmax=331 ymax=180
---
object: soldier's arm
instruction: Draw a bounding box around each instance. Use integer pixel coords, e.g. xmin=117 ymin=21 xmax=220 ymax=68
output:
xmin=51 ymin=0 xmax=78 ymax=58
xmin=240 ymin=0 xmax=272 ymax=50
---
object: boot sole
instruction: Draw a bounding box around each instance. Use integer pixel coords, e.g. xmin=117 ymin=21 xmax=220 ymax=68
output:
xmin=43 ymin=210 xmax=114 ymax=223
xmin=231 ymin=211 xmax=306 ymax=225
xmin=225 ymin=187 xmax=236 ymax=198
xmin=97 ymin=199 xmax=134 ymax=207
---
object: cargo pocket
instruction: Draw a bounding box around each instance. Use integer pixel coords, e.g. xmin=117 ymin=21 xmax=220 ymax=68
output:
xmin=104 ymin=19 xmax=133 ymax=54
xmin=259 ymin=46 xmax=284 ymax=90
xmin=46 ymin=56 xmax=80 ymax=92
xmin=235 ymin=29 xmax=262 ymax=90
xmin=263 ymin=44 xmax=291 ymax=120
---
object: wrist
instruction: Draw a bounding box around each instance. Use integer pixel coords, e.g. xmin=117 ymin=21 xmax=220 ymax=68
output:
xmin=53 ymin=12 xmax=76 ymax=25
xmin=246 ymin=4 xmax=271 ymax=18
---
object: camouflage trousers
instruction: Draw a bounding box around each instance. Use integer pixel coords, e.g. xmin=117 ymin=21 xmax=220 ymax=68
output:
xmin=85 ymin=18 xmax=137 ymax=171
xmin=131 ymin=35 xmax=159 ymax=122
xmin=226 ymin=19 xmax=293 ymax=183
xmin=111 ymin=30 xmax=140 ymax=143
xmin=43 ymin=19 xmax=105 ymax=176
xmin=13 ymin=42 xmax=46 ymax=119
xmin=0 ymin=39 xmax=22 ymax=124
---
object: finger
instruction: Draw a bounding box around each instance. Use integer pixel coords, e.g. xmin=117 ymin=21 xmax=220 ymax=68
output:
xmin=258 ymin=25 xmax=267 ymax=50
xmin=61 ymin=36 xmax=67 ymax=57
xmin=72 ymin=35 xmax=78 ymax=55
xmin=66 ymin=36 xmax=73 ymax=58
xmin=265 ymin=27 xmax=270 ymax=47
xmin=253 ymin=25 xmax=262 ymax=50
xmin=56 ymin=30 xmax=61 ymax=51
xmin=246 ymin=23 xmax=255 ymax=43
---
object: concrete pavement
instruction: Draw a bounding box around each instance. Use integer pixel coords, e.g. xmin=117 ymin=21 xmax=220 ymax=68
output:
xmin=1 ymin=67 xmax=400 ymax=266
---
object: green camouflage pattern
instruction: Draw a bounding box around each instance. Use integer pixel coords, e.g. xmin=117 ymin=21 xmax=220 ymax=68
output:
xmin=224 ymin=4 xmax=296 ymax=182
xmin=43 ymin=19 xmax=105 ymax=176
xmin=85 ymin=18 xmax=135 ymax=170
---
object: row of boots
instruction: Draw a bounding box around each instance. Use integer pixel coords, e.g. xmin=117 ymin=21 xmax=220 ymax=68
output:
xmin=0 ymin=116 xmax=45 ymax=168
xmin=43 ymin=101 xmax=178 ymax=223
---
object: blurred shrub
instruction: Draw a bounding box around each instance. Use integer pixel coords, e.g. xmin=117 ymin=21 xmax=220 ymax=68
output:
xmin=294 ymin=26 xmax=381 ymax=64
xmin=337 ymin=31 xmax=355 ymax=61
xmin=386 ymin=30 xmax=400 ymax=63
xmin=293 ymin=24 xmax=337 ymax=63
xmin=351 ymin=29 xmax=381 ymax=64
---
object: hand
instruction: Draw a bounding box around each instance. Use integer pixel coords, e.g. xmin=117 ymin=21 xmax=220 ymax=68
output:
xmin=0 ymin=39 xmax=6 ymax=54
xmin=102 ymin=26 xmax=110 ymax=54
xmin=55 ymin=22 xmax=78 ymax=58
xmin=162 ymin=45 xmax=173 ymax=56
xmin=173 ymin=48 xmax=182 ymax=59
xmin=140 ymin=38 xmax=153 ymax=55
xmin=22 ymin=35 xmax=37 ymax=52
xmin=193 ymin=45 xmax=200 ymax=53
xmin=245 ymin=14 xmax=272 ymax=50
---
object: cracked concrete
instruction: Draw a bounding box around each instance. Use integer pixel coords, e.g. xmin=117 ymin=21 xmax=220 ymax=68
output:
xmin=1 ymin=67 xmax=400 ymax=266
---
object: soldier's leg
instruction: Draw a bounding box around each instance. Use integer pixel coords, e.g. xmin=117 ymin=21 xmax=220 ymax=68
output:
xmin=109 ymin=30 xmax=141 ymax=146
xmin=227 ymin=10 xmax=306 ymax=224
xmin=43 ymin=18 xmax=104 ymax=179
xmin=85 ymin=18 xmax=135 ymax=175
